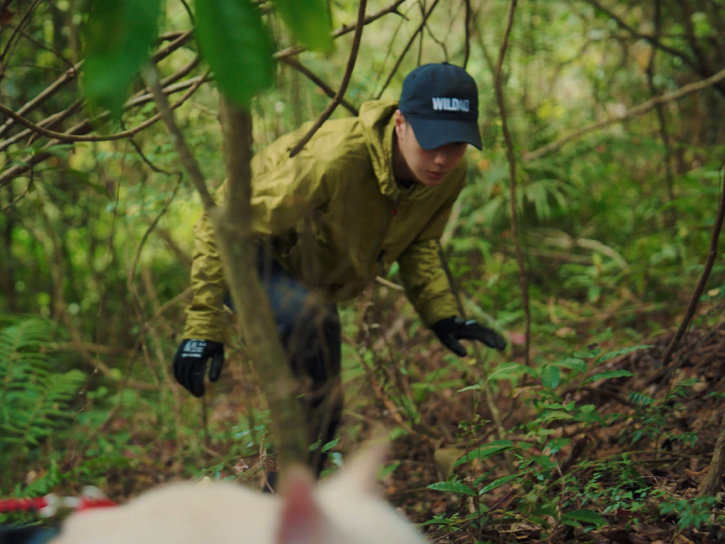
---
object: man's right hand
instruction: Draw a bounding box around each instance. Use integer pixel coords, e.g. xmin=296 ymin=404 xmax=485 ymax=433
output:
xmin=172 ymin=339 xmax=224 ymax=397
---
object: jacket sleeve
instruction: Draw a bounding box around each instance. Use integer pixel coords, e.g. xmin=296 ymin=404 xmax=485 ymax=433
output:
xmin=397 ymin=185 xmax=461 ymax=327
xmin=181 ymin=193 xmax=228 ymax=343
xmin=181 ymin=131 xmax=332 ymax=342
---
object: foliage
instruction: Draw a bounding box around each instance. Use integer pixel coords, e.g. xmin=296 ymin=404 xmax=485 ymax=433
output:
xmin=423 ymin=343 xmax=724 ymax=540
xmin=193 ymin=0 xmax=275 ymax=106
xmin=0 ymin=317 xmax=85 ymax=455
xmin=0 ymin=0 xmax=724 ymax=541
xmin=82 ymin=0 xmax=162 ymax=119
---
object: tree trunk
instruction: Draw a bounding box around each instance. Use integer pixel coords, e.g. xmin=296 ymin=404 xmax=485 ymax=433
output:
xmin=214 ymin=97 xmax=308 ymax=470
xmin=699 ymin=410 xmax=725 ymax=496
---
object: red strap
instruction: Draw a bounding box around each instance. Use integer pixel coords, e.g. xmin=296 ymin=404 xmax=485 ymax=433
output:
xmin=0 ymin=497 xmax=48 ymax=513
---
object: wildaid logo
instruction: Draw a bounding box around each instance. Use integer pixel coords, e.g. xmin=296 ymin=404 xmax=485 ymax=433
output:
xmin=431 ymin=97 xmax=470 ymax=112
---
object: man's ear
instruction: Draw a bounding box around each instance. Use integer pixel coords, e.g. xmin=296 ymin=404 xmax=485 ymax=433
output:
xmin=394 ymin=109 xmax=407 ymax=138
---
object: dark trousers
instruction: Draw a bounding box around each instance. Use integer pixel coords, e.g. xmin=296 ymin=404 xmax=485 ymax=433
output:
xmin=245 ymin=250 xmax=343 ymax=476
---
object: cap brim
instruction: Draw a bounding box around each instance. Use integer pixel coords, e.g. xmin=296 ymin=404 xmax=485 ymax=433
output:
xmin=407 ymin=116 xmax=482 ymax=150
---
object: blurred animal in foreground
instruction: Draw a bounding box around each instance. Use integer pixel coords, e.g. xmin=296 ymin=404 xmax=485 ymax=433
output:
xmin=50 ymin=442 xmax=427 ymax=544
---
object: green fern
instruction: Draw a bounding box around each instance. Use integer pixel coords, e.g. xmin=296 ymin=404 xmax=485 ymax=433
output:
xmin=0 ymin=317 xmax=86 ymax=453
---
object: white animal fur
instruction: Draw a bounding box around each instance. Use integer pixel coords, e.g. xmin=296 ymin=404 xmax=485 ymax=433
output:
xmin=51 ymin=441 xmax=427 ymax=544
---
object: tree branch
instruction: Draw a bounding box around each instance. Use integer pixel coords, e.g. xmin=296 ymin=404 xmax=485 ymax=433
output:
xmin=524 ymin=66 xmax=725 ymax=162
xmin=0 ymin=70 xmax=206 ymax=144
xmin=494 ymin=0 xmax=530 ymax=366
xmin=141 ymin=65 xmax=214 ymax=210
xmin=662 ymin=164 xmax=725 ymax=370
xmin=0 ymin=73 xmax=209 ymax=188
xmin=280 ymin=57 xmax=358 ymax=116
xmin=580 ymin=0 xmax=725 ymax=96
xmin=216 ymin=96 xmax=308 ymax=469
xmin=375 ymin=0 xmax=441 ymax=99
xmin=288 ymin=0 xmax=367 ymax=157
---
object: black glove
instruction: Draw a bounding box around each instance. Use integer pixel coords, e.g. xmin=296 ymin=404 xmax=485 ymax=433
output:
xmin=432 ymin=317 xmax=506 ymax=356
xmin=172 ymin=339 xmax=224 ymax=397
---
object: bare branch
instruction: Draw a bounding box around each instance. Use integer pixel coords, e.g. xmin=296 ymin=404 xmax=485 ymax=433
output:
xmin=0 ymin=0 xmax=41 ymax=64
xmin=0 ymin=31 xmax=193 ymax=139
xmin=494 ymin=0 xmax=530 ymax=366
xmin=141 ymin=65 xmax=214 ymax=210
xmin=0 ymin=60 xmax=204 ymax=145
xmin=463 ymin=0 xmax=472 ymax=67
xmin=376 ymin=0 xmax=441 ymax=99
xmin=0 ymin=66 xmax=204 ymax=154
xmin=0 ymin=73 xmax=209 ymax=187
xmin=288 ymin=0 xmax=368 ymax=157
xmin=581 ymin=0 xmax=725 ymax=96
xmin=0 ymin=62 xmax=80 ymax=138
xmin=280 ymin=57 xmax=358 ymax=116
xmin=662 ymin=164 xmax=725 ymax=370
xmin=216 ymin=96 xmax=309 ymax=468
xmin=580 ymin=0 xmax=696 ymax=70
xmin=524 ymin=66 xmax=725 ymax=162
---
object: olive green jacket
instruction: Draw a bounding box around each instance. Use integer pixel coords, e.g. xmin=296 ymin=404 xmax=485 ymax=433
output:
xmin=182 ymin=100 xmax=466 ymax=342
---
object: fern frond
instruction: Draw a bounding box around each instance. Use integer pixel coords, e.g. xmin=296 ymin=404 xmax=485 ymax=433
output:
xmin=0 ymin=317 xmax=86 ymax=454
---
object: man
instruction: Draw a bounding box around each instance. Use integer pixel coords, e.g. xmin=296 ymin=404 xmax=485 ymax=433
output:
xmin=172 ymin=63 xmax=506 ymax=475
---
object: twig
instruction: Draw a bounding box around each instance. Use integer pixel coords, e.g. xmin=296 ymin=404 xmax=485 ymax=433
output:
xmin=0 ymin=0 xmax=40 ymax=64
xmin=0 ymin=30 xmax=193 ymax=139
xmin=645 ymin=1 xmax=676 ymax=228
xmin=375 ymin=0 xmax=441 ymax=100
xmin=280 ymin=57 xmax=358 ymax=116
xmin=288 ymin=0 xmax=367 ymax=157
xmin=524 ymin=66 xmax=725 ymax=161
xmin=494 ymin=0 xmax=530 ymax=366
xmin=0 ymin=74 xmax=209 ymax=187
xmin=463 ymin=0 xmax=472 ymax=67
xmin=0 ymin=72 xmax=207 ymax=143
xmin=141 ymin=64 xmax=214 ymax=209
xmin=0 ymin=59 xmax=202 ymax=153
xmin=436 ymin=241 xmax=510 ymax=464
xmin=580 ymin=0 xmax=698 ymax=76
xmin=662 ymin=165 xmax=725 ymax=372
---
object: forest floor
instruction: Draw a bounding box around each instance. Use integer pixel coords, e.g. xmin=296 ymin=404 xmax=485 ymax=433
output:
xmin=7 ymin=315 xmax=723 ymax=544
xmin=382 ymin=319 xmax=725 ymax=543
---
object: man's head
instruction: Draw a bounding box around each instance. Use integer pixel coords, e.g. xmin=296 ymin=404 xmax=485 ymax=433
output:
xmin=394 ymin=63 xmax=480 ymax=186
xmin=398 ymin=63 xmax=481 ymax=151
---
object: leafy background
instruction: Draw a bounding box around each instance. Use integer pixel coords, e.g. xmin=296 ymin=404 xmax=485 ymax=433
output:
xmin=0 ymin=1 xmax=724 ymax=542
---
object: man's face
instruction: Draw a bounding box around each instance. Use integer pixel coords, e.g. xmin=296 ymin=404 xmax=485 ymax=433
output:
xmin=394 ymin=110 xmax=468 ymax=187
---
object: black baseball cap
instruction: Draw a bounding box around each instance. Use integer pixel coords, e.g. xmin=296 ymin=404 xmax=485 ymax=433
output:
xmin=398 ymin=63 xmax=482 ymax=150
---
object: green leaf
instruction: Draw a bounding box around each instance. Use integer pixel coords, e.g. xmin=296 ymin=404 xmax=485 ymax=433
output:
xmin=552 ymin=357 xmax=588 ymax=373
xmin=478 ymin=473 xmax=520 ymax=495
xmin=545 ymin=437 xmax=571 ymax=454
xmin=584 ymin=369 xmax=635 ymax=384
xmin=595 ymin=345 xmax=651 ymax=364
xmin=428 ymin=480 xmax=477 ymax=497
xmin=273 ymin=0 xmax=332 ymax=52
xmin=561 ymin=509 xmax=607 ymax=528
xmin=454 ymin=440 xmax=514 ymax=467
xmin=458 ymin=384 xmax=481 ymax=392
xmin=194 ymin=0 xmax=275 ymax=107
xmin=486 ymin=362 xmax=536 ymax=384
xmin=540 ymin=365 xmax=561 ymax=389
xmin=82 ymin=0 xmax=161 ymax=119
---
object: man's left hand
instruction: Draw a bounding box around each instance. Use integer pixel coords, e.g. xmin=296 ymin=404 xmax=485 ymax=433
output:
xmin=432 ymin=317 xmax=506 ymax=356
